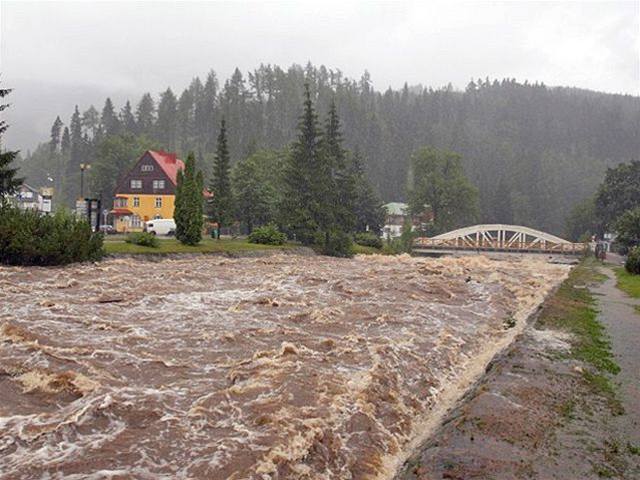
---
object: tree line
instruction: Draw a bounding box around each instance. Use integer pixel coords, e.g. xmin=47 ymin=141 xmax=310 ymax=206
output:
xmin=170 ymin=84 xmax=386 ymax=255
xmin=16 ymin=62 xmax=640 ymax=236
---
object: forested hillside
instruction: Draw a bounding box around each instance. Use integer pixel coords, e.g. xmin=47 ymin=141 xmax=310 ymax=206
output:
xmin=18 ymin=63 xmax=640 ymax=235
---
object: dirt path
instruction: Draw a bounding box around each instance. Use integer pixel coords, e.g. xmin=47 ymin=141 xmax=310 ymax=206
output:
xmin=396 ymin=261 xmax=640 ymax=479
xmin=594 ymin=265 xmax=640 ymax=446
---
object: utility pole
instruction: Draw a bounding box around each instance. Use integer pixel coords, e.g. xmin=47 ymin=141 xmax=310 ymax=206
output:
xmin=79 ymin=163 xmax=91 ymax=198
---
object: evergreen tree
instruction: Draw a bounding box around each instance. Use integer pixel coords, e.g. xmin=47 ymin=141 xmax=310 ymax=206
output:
xmin=232 ymin=150 xmax=282 ymax=232
xmin=101 ymin=98 xmax=120 ymax=136
xmin=136 ymin=93 xmax=156 ymax=137
xmin=156 ymin=88 xmax=178 ymax=150
xmin=350 ymin=149 xmax=385 ymax=234
xmin=208 ymin=119 xmax=234 ymax=230
xmin=175 ymin=152 xmax=203 ymax=245
xmin=120 ymin=100 xmax=137 ymax=133
xmin=280 ymin=83 xmax=323 ymax=244
xmin=0 ymin=84 xmax=23 ymax=199
xmin=324 ymin=100 xmax=355 ymax=233
xmin=60 ymin=127 xmax=71 ymax=155
xmin=49 ymin=116 xmax=63 ymax=154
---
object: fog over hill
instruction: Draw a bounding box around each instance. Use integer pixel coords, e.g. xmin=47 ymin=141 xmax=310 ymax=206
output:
xmin=2 ymin=1 xmax=638 ymax=236
xmin=2 ymin=1 xmax=638 ymax=151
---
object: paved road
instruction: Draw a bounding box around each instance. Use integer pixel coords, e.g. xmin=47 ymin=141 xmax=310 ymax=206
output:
xmin=594 ymin=264 xmax=640 ymax=446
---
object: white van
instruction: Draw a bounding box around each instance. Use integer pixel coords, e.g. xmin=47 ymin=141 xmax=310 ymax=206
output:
xmin=144 ymin=218 xmax=176 ymax=236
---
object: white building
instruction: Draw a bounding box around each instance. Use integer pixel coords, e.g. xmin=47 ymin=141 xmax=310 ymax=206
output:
xmin=382 ymin=202 xmax=410 ymax=238
xmin=13 ymin=184 xmax=52 ymax=214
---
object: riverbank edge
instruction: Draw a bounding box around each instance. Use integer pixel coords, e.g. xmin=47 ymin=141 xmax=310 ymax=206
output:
xmin=393 ymin=257 xmax=637 ymax=479
xmin=378 ymin=259 xmax=572 ymax=479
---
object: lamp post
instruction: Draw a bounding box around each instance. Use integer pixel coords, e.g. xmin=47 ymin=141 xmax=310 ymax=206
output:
xmin=79 ymin=163 xmax=91 ymax=198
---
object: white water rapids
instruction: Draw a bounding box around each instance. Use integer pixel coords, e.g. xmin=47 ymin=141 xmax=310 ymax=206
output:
xmin=0 ymin=254 xmax=569 ymax=479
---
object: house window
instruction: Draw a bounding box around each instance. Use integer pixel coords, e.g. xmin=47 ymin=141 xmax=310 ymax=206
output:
xmin=155 ymin=197 xmax=162 ymax=208
xmin=114 ymin=197 xmax=128 ymax=207
xmin=154 ymin=214 xmax=161 ymax=220
xmin=152 ymin=180 xmax=165 ymax=190
xmin=131 ymin=215 xmax=141 ymax=227
xmin=141 ymin=165 xmax=154 ymax=172
xmin=133 ymin=197 xmax=140 ymax=207
xmin=130 ymin=179 xmax=142 ymax=189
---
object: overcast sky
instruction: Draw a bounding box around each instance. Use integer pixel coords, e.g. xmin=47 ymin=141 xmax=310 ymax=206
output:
xmin=1 ymin=0 xmax=639 ymax=151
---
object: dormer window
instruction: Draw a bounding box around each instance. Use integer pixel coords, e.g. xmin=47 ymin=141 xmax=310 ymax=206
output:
xmin=141 ymin=165 xmax=154 ymax=172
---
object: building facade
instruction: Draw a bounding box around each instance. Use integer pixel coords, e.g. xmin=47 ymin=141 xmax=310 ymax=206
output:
xmin=382 ymin=202 xmax=434 ymax=238
xmin=13 ymin=184 xmax=52 ymax=214
xmin=111 ymin=150 xmax=184 ymax=232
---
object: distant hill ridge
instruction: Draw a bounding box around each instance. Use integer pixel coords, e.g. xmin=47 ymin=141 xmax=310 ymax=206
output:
xmin=16 ymin=63 xmax=640 ymax=235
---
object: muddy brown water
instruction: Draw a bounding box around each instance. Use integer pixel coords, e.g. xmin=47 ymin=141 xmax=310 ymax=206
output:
xmin=0 ymin=254 xmax=568 ymax=479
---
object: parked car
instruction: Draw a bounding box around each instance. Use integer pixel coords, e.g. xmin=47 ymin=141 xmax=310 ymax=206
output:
xmin=144 ymin=218 xmax=176 ymax=235
xmin=99 ymin=224 xmax=116 ymax=235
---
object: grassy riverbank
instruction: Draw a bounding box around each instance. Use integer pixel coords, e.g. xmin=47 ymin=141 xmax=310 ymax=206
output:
xmin=104 ymin=238 xmax=296 ymax=255
xmin=614 ymin=267 xmax=640 ymax=298
xmin=538 ymin=258 xmax=621 ymax=411
xmin=104 ymin=237 xmax=382 ymax=256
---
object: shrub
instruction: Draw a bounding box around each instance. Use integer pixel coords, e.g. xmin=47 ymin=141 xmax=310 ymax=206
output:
xmin=625 ymin=247 xmax=640 ymax=275
xmin=0 ymin=205 xmax=104 ymax=266
xmin=354 ymin=232 xmax=383 ymax=249
xmin=320 ymin=229 xmax=353 ymax=258
xmin=125 ymin=231 xmax=160 ymax=248
xmin=248 ymin=224 xmax=287 ymax=245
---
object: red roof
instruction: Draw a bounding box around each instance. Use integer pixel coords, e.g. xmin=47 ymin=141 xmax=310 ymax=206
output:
xmin=148 ymin=150 xmax=212 ymax=197
xmin=148 ymin=150 xmax=185 ymax=186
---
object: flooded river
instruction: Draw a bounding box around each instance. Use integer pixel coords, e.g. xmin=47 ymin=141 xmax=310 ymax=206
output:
xmin=0 ymin=254 xmax=569 ymax=479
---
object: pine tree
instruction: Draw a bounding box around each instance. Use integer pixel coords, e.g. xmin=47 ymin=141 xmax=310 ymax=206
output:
xmin=101 ymin=98 xmax=120 ymax=136
xmin=120 ymin=100 xmax=137 ymax=133
xmin=175 ymin=152 xmax=203 ymax=245
xmin=60 ymin=127 xmax=71 ymax=155
xmin=156 ymin=88 xmax=178 ymax=150
xmin=350 ymin=149 xmax=385 ymax=234
xmin=324 ymin=100 xmax=355 ymax=233
xmin=49 ymin=116 xmax=63 ymax=154
xmin=280 ymin=83 xmax=323 ymax=244
xmin=136 ymin=93 xmax=156 ymax=137
xmin=207 ymin=118 xmax=234 ymax=231
xmin=0 ymin=84 xmax=23 ymax=199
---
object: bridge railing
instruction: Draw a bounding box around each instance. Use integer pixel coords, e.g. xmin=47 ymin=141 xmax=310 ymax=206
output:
xmin=413 ymin=237 xmax=587 ymax=255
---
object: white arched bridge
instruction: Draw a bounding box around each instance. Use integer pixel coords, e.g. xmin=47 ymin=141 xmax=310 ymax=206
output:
xmin=414 ymin=224 xmax=587 ymax=255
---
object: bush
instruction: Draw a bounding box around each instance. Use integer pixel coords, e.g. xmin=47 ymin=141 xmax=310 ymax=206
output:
xmin=354 ymin=232 xmax=383 ymax=249
xmin=0 ymin=205 xmax=104 ymax=266
xmin=320 ymin=229 xmax=353 ymax=258
xmin=625 ymin=247 xmax=640 ymax=275
xmin=248 ymin=224 xmax=287 ymax=245
xmin=125 ymin=231 xmax=160 ymax=248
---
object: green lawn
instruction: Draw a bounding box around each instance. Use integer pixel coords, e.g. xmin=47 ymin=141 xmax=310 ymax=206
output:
xmin=104 ymin=238 xmax=296 ymax=255
xmin=614 ymin=267 xmax=640 ymax=299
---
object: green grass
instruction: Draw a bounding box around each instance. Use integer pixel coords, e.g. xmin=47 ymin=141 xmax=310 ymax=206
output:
xmin=614 ymin=267 xmax=640 ymax=298
xmin=104 ymin=238 xmax=296 ymax=255
xmin=537 ymin=258 xmax=622 ymax=413
xmin=352 ymin=244 xmax=383 ymax=255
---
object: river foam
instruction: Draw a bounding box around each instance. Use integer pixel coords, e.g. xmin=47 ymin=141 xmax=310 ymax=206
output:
xmin=0 ymin=254 xmax=569 ymax=479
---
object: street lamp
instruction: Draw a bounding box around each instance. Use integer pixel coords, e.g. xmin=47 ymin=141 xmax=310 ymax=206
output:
xmin=79 ymin=163 xmax=91 ymax=198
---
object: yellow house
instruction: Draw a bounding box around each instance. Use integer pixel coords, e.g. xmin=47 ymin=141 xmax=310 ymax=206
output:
xmin=111 ymin=150 xmax=185 ymax=232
